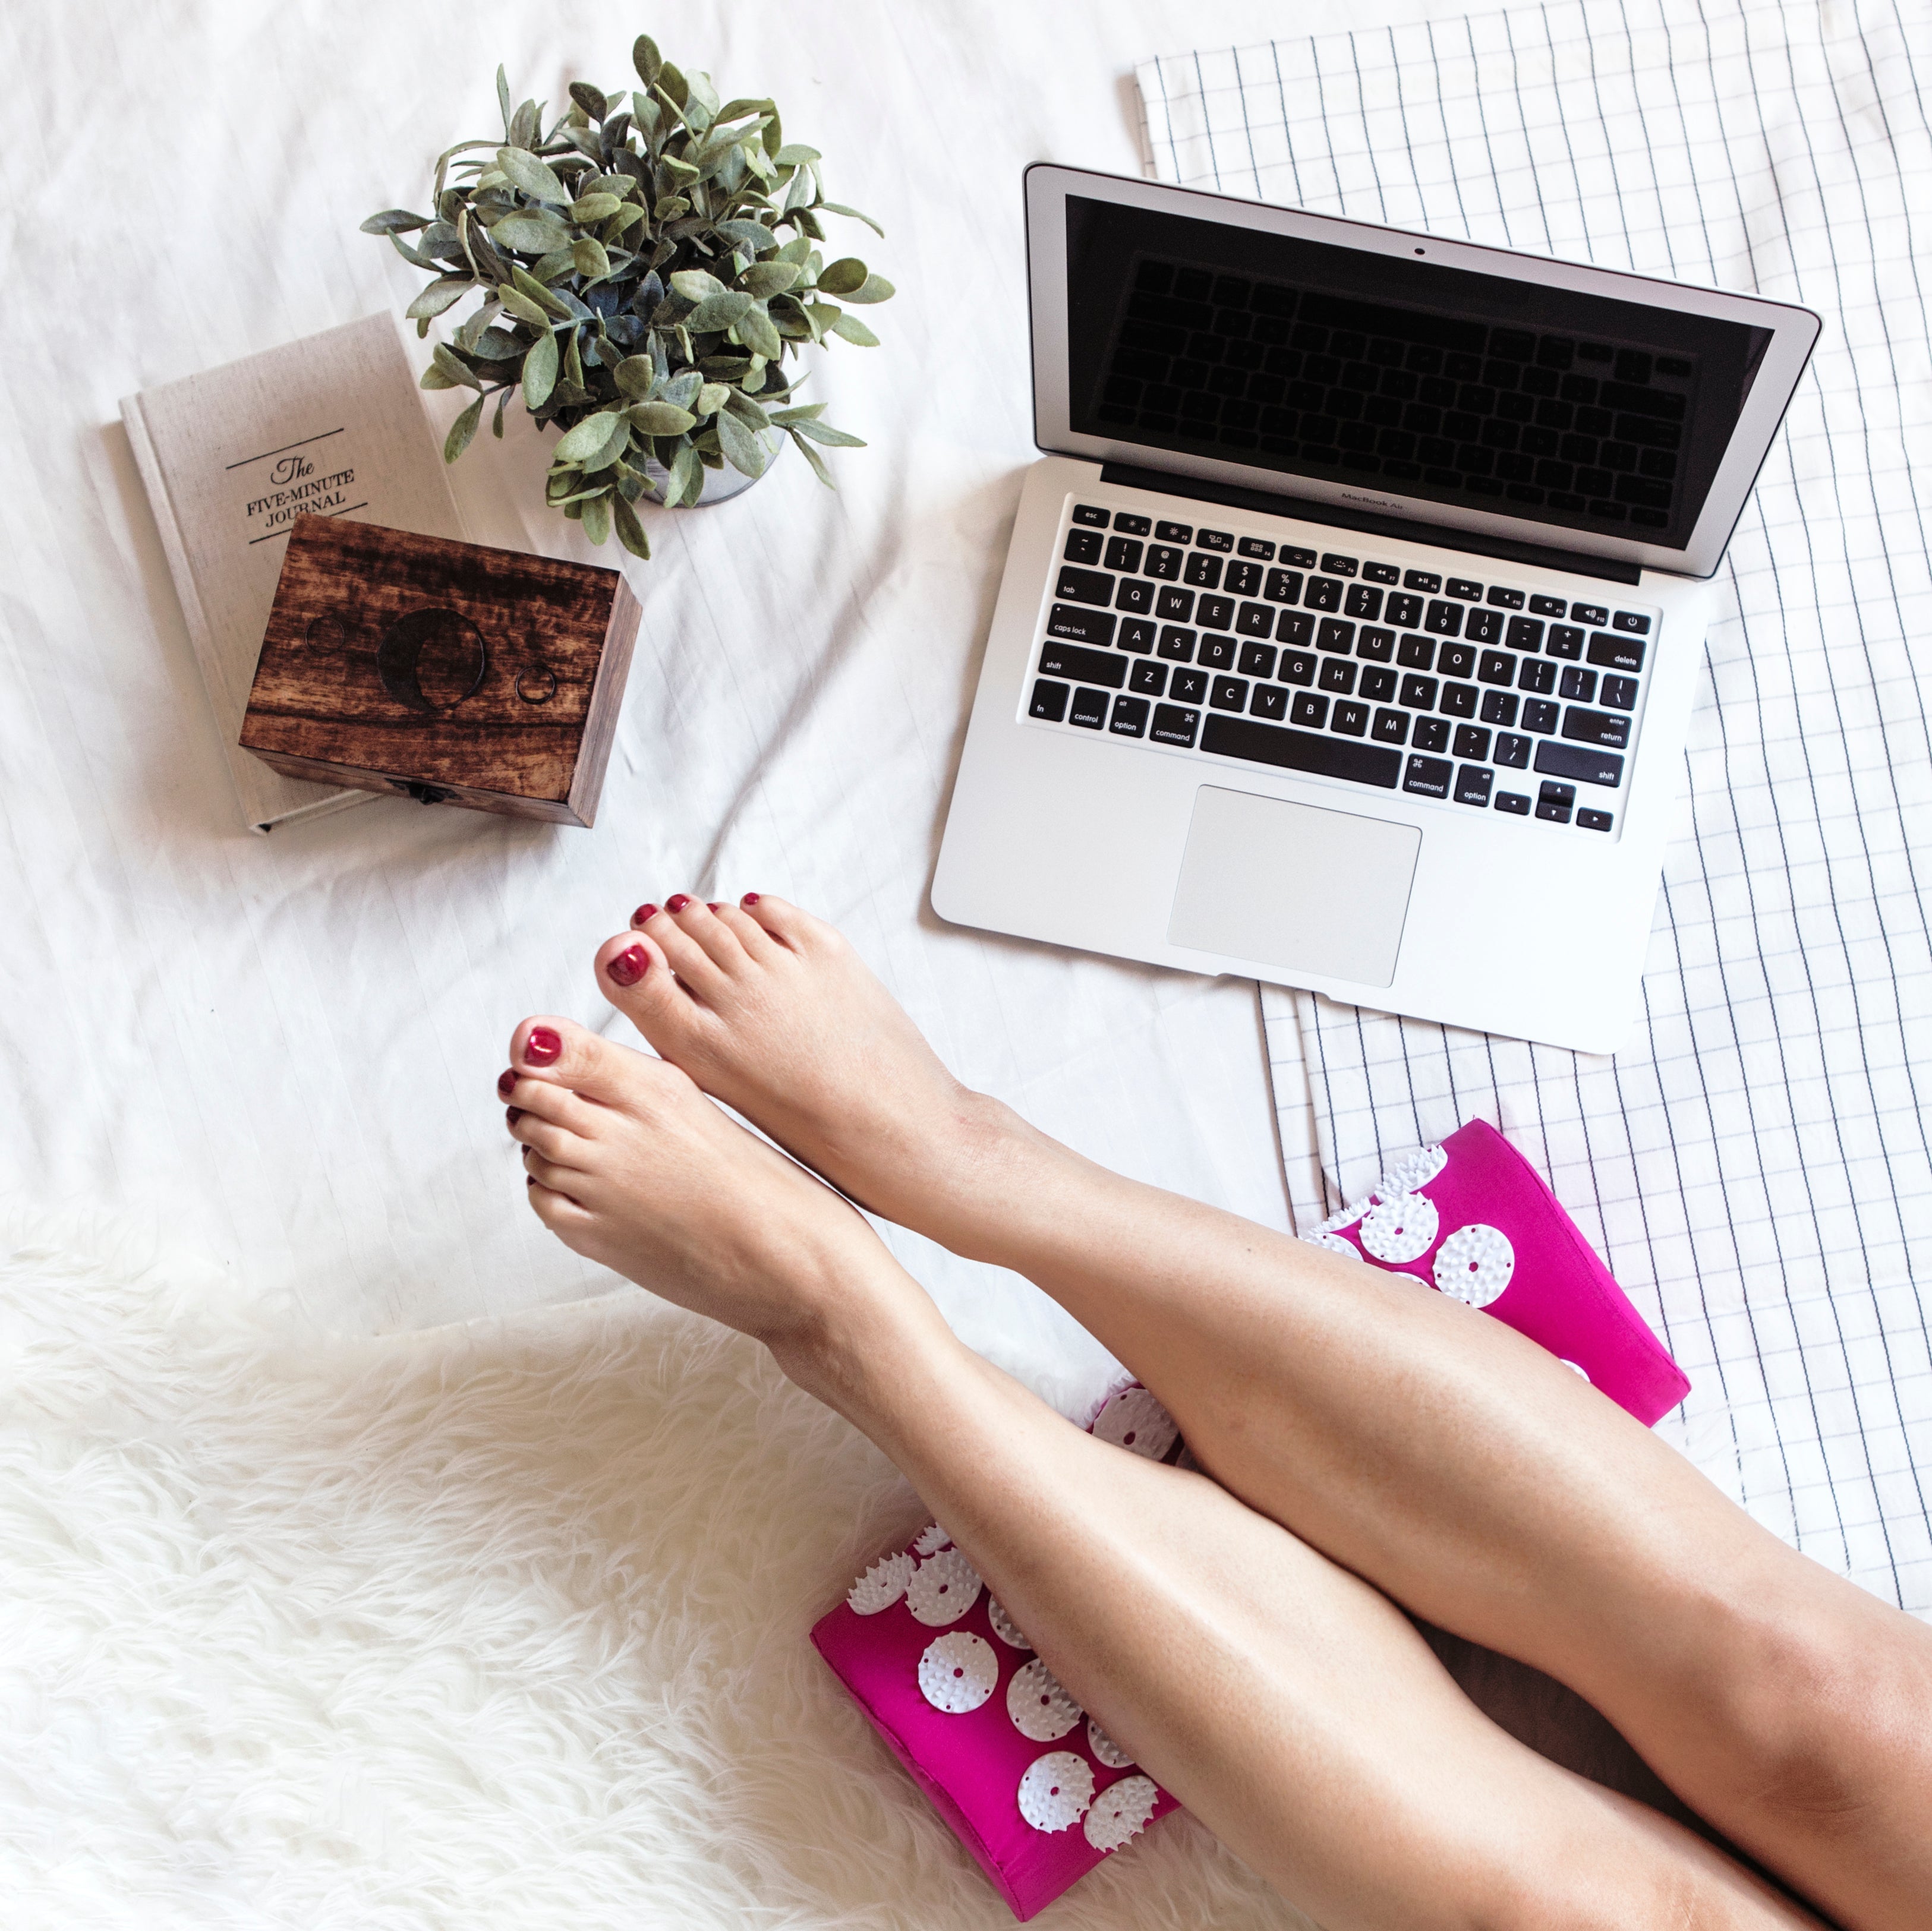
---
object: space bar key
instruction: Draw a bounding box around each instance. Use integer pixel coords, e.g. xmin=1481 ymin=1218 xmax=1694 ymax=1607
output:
xmin=1200 ymin=715 xmax=1402 ymax=789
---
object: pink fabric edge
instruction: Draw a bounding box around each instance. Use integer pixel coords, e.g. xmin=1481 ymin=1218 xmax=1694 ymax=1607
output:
xmin=1456 ymin=1119 xmax=1690 ymax=1424
xmin=811 ymin=1621 xmax=1044 ymax=1920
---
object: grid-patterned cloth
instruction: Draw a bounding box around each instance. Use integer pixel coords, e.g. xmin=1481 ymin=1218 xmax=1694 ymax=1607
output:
xmin=1138 ymin=0 xmax=1932 ymax=1614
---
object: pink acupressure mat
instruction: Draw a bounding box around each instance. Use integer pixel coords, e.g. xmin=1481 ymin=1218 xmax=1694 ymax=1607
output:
xmin=1304 ymin=1118 xmax=1690 ymax=1425
xmin=812 ymin=1122 xmax=1689 ymax=1919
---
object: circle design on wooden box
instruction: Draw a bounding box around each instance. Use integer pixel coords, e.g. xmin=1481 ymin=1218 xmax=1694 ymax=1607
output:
xmin=918 ymin=1632 xmax=997 ymax=1714
xmin=1359 ymin=1191 xmax=1439 ymax=1264
xmin=515 ymin=668 xmax=557 ymax=705
xmin=906 ymin=1548 xmax=982 ymax=1626
xmin=304 ymin=613 xmax=345 ymax=652
xmin=1433 ymin=1223 xmax=1515 ymax=1308
xmin=1083 ymin=1774 xmax=1159 ymax=1852
xmin=1007 ymin=1658 xmax=1082 ymax=1740
xmin=377 ymin=606 xmax=488 ymax=712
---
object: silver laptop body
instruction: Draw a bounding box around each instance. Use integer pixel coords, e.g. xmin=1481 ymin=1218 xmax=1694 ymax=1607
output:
xmin=932 ymin=166 xmax=1819 ymax=1053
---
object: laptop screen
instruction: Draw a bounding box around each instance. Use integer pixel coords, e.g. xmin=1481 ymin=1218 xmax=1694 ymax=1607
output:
xmin=1064 ymin=195 xmax=1775 ymax=553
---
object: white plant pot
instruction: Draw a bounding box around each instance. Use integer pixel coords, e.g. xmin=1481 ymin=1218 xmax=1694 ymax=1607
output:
xmin=641 ymin=431 xmax=783 ymax=506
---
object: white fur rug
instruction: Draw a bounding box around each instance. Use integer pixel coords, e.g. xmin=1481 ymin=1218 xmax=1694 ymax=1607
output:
xmin=0 ymin=1213 xmax=1311 ymax=1930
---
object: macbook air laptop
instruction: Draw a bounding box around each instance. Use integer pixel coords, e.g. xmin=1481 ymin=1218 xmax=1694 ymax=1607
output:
xmin=931 ymin=166 xmax=1818 ymax=1053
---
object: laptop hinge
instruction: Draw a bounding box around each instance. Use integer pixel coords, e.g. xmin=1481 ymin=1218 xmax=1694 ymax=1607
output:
xmin=1098 ymin=462 xmax=1644 ymax=586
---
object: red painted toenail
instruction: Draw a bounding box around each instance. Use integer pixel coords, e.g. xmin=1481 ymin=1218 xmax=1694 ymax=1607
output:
xmin=525 ymin=1026 xmax=562 ymax=1065
xmin=506 ymin=1106 xmax=524 ymax=1124
xmin=706 ymin=902 xmax=721 ymax=912
xmin=607 ymin=944 xmax=648 ymax=987
xmin=741 ymin=892 xmax=760 ymax=906
xmin=632 ymin=903 xmax=659 ymax=925
xmin=497 ymin=1069 xmax=517 ymax=1099
xmin=666 ymin=894 xmax=691 ymax=912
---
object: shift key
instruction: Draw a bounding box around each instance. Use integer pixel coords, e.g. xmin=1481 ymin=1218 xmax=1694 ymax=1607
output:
xmin=1037 ymin=639 xmax=1126 ymax=688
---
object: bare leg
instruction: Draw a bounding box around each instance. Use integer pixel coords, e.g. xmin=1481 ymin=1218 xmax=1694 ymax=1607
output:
xmin=499 ymin=1017 xmax=1821 ymax=1931
xmin=594 ymin=894 xmax=1932 ymax=1931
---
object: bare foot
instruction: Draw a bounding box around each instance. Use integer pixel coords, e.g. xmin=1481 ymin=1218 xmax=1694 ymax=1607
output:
xmin=587 ymin=894 xmax=1036 ymax=1251
xmin=497 ymin=1014 xmax=939 ymax=1403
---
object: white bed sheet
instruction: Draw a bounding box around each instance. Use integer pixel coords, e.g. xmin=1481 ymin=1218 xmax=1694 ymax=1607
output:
xmin=0 ymin=0 xmax=1449 ymax=1400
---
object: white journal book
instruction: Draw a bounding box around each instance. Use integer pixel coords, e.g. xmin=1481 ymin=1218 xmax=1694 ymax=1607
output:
xmin=122 ymin=313 xmax=467 ymax=832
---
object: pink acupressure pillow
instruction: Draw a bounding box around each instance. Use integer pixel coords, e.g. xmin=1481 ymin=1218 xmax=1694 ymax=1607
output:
xmin=812 ymin=1384 xmax=1182 ymax=1920
xmin=1304 ymin=1118 xmax=1690 ymax=1425
xmin=812 ymin=1121 xmax=1688 ymax=1919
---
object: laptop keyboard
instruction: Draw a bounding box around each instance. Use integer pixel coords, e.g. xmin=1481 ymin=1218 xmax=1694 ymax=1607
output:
xmin=1026 ymin=498 xmax=1656 ymax=833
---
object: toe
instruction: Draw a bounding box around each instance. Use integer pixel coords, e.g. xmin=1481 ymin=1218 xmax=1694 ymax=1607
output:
xmin=526 ymin=1172 xmax=594 ymax=1233
xmin=509 ymin=1106 xmax=588 ymax=1168
xmin=629 ymin=901 xmax=729 ymax=997
xmin=666 ymin=895 xmax=753 ymax=973
xmin=708 ymin=900 xmax=781 ymax=962
xmin=737 ymin=892 xmax=833 ymax=956
xmin=594 ymin=930 xmax=716 ymax=1041
xmin=510 ymin=1015 xmax=673 ymax=1109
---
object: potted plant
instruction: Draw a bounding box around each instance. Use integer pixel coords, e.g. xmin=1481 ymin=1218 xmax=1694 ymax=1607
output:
xmin=364 ymin=34 xmax=892 ymax=559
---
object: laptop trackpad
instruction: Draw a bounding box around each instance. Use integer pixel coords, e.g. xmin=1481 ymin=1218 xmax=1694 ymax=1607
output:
xmin=1167 ymin=785 xmax=1420 ymax=988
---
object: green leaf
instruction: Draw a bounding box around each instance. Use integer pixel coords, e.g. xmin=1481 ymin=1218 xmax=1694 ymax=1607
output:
xmin=843 ymin=273 xmax=894 ymax=305
xmin=533 ymin=248 xmax=579 ymax=284
xmin=817 ymin=257 xmax=868 ymax=295
xmin=419 ymin=365 xmax=458 ymax=391
xmin=613 ymin=355 xmax=657 ymax=399
xmin=563 ymin=328 xmax=585 ymax=390
xmin=670 ymin=267 xmax=724 ymax=302
xmin=686 ymin=289 xmax=754 ymax=333
xmin=444 ymin=393 xmax=485 ymax=463
xmin=522 ymin=329 xmax=559 ymax=408
xmin=788 ymin=417 xmax=865 ymax=447
xmin=830 ymin=310 xmax=880 ymax=346
xmin=431 ymin=343 xmax=481 ymax=390
xmin=581 ymin=490 xmax=612 ymax=545
xmin=714 ymin=407 xmax=768 ymax=478
xmin=660 ymin=152 xmax=701 ymax=185
xmin=723 ymin=389 xmax=771 ymax=430
xmin=406 ymin=277 xmax=471 ymax=320
xmin=661 ymin=368 xmax=704 ymax=409
xmin=494 ymin=146 xmax=569 ymax=206
xmin=658 ymin=64 xmax=689 ymax=111
xmin=510 ymin=264 xmax=571 ymax=315
xmin=788 ymin=428 xmax=834 ymax=488
xmin=713 ymin=218 xmax=779 ymax=255
xmin=667 ymin=440 xmax=704 ymax=506
xmin=361 ymin=207 xmax=433 ymax=235
xmin=632 ymin=34 xmax=663 ymax=87
xmin=554 ymin=409 xmax=630 ymax=466
xmin=734 ymin=302 xmax=782 ymax=360
xmin=497 ymin=285 xmax=553 ymax=329
xmin=496 ymin=64 xmax=512 ymax=137
xmin=773 ymin=144 xmax=821 ymax=166
xmin=469 ymin=326 xmax=524 ymax=361
xmin=612 ymin=491 xmax=651 ymax=559
xmin=570 ymin=192 xmax=624 ymax=222
xmin=739 ymin=260 xmax=799 ymax=299
xmin=572 ymin=237 xmax=613 ymax=280
xmin=510 ymin=99 xmax=540 ymax=150
xmin=491 ymin=210 xmax=573 ymax=254
xmin=775 ymin=233 xmax=812 ymax=265
xmin=718 ymin=96 xmax=774 ymax=124
xmin=627 ymin=401 xmax=698 ymax=435
xmin=493 ymin=387 xmax=512 ymax=438
xmin=569 ymin=81 xmax=609 ymax=122
xmin=770 ymin=403 xmax=827 ymax=425
xmin=695 ymin=381 xmax=732 ymax=416
xmin=685 ymin=68 xmax=721 ymax=131
xmin=821 ymin=201 xmax=885 ymax=238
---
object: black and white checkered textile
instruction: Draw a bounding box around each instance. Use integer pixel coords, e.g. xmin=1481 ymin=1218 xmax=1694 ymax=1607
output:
xmin=1140 ymin=0 xmax=1932 ymax=1614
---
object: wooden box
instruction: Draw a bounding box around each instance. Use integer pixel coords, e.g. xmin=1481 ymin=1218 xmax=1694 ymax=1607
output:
xmin=240 ymin=515 xmax=640 ymax=825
